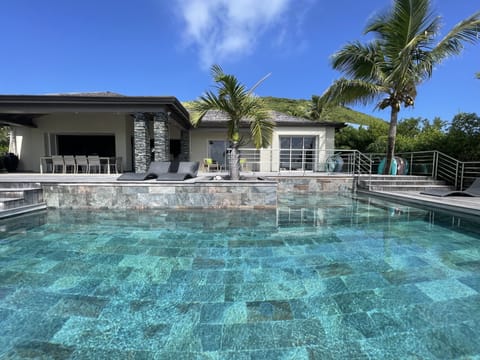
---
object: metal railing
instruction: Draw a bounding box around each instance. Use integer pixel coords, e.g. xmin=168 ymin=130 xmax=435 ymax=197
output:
xmin=217 ymin=148 xmax=479 ymax=189
xmin=367 ymin=150 xmax=480 ymax=190
xmin=221 ymin=148 xmax=373 ymax=175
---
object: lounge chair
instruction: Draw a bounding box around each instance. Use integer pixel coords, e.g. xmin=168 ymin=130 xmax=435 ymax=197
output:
xmin=420 ymin=178 xmax=480 ymax=197
xmin=156 ymin=161 xmax=199 ymax=181
xmin=117 ymin=161 xmax=171 ymax=181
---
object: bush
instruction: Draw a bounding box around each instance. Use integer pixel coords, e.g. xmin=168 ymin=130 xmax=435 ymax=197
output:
xmin=1 ymin=153 xmax=18 ymax=172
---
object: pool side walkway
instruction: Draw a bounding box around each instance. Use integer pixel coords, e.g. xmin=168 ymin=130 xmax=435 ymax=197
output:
xmin=360 ymin=189 xmax=480 ymax=217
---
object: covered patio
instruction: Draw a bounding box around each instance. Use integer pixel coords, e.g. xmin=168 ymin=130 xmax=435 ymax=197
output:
xmin=0 ymin=93 xmax=191 ymax=173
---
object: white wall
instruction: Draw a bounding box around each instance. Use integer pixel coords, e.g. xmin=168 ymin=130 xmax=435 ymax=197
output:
xmin=190 ymin=126 xmax=331 ymax=172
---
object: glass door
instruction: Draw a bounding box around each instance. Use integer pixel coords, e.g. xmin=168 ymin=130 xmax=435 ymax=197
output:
xmin=208 ymin=140 xmax=228 ymax=169
xmin=279 ymin=136 xmax=316 ymax=171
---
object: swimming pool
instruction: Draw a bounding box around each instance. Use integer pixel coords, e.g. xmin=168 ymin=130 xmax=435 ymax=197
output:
xmin=0 ymin=193 xmax=479 ymax=359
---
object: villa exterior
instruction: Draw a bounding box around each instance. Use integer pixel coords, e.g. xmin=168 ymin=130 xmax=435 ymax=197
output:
xmin=191 ymin=110 xmax=345 ymax=172
xmin=0 ymin=93 xmax=344 ymax=173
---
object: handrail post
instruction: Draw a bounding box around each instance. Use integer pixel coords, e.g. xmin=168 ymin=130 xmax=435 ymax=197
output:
xmin=409 ymin=153 xmax=413 ymax=175
xmin=459 ymin=162 xmax=464 ymax=190
xmin=351 ymin=151 xmax=355 ymax=175
xmin=454 ymin=161 xmax=458 ymax=189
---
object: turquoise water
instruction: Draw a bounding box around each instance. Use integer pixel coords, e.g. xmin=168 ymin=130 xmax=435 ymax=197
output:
xmin=0 ymin=194 xmax=479 ymax=359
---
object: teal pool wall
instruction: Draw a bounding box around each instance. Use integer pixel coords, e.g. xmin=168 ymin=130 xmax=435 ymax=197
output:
xmin=41 ymin=177 xmax=354 ymax=210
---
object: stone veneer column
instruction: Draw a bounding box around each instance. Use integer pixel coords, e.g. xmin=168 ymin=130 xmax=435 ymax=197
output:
xmin=133 ymin=112 xmax=150 ymax=173
xmin=153 ymin=112 xmax=169 ymax=162
xmin=180 ymin=130 xmax=190 ymax=161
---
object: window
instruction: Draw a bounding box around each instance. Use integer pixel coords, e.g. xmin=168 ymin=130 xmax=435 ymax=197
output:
xmin=280 ymin=136 xmax=316 ymax=171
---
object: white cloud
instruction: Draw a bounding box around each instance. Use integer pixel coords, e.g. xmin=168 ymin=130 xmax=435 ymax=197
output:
xmin=174 ymin=0 xmax=293 ymax=68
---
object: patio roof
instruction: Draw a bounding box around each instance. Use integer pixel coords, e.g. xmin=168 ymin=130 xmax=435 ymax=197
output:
xmin=0 ymin=93 xmax=191 ymax=128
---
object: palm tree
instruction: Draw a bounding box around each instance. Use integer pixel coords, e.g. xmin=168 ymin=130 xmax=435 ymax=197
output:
xmin=319 ymin=0 xmax=480 ymax=174
xmin=192 ymin=65 xmax=274 ymax=180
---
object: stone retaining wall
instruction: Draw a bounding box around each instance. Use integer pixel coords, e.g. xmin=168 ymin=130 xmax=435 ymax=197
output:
xmin=42 ymin=180 xmax=278 ymax=210
xmin=41 ymin=176 xmax=354 ymax=210
xmin=276 ymin=176 xmax=354 ymax=194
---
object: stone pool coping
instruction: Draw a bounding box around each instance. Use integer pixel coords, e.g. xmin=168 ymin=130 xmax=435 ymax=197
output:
xmin=0 ymin=173 xmax=355 ymax=211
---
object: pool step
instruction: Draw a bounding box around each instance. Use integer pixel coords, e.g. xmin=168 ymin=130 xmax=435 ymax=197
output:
xmin=357 ymin=175 xmax=452 ymax=192
xmin=0 ymin=184 xmax=46 ymax=218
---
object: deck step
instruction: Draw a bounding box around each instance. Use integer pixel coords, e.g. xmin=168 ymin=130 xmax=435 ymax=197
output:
xmin=357 ymin=175 xmax=451 ymax=192
xmin=0 ymin=202 xmax=47 ymax=219
xmin=0 ymin=185 xmax=45 ymax=218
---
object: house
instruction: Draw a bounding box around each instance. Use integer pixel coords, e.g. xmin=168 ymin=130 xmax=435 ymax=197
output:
xmin=0 ymin=93 xmax=344 ymax=173
xmin=190 ymin=110 xmax=345 ymax=172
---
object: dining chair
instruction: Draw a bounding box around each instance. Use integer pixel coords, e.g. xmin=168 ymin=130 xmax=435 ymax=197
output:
xmin=108 ymin=156 xmax=122 ymax=174
xmin=87 ymin=155 xmax=101 ymax=173
xmin=75 ymin=155 xmax=88 ymax=173
xmin=51 ymin=155 xmax=65 ymax=173
xmin=63 ymin=155 xmax=76 ymax=173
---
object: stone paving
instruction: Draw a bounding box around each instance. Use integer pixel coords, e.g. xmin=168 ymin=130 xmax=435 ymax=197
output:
xmin=0 ymin=195 xmax=479 ymax=358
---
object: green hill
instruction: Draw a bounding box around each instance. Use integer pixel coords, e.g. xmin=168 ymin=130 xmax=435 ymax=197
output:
xmin=261 ymin=96 xmax=386 ymax=128
xmin=183 ymin=96 xmax=386 ymax=128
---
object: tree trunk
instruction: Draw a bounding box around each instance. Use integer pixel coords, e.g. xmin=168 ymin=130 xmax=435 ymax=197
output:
xmin=229 ymin=142 xmax=240 ymax=180
xmin=384 ymin=105 xmax=399 ymax=175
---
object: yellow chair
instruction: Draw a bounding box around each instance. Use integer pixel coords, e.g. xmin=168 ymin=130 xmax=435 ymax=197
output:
xmin=203 ymin=158 xmax=219 ymax=172
xmin=240 ymin=158 xmax=247 ymax=170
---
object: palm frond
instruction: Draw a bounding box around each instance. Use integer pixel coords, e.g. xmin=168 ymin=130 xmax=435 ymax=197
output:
xmin=332 ymin=41 xmax=384 ymax=81
xmin=248 ymin=73 xmax=272 ymax=95
xmin=320 ymin=78 xmax=385 ymax=108
xmin=432 ymin=11 xmax=480 ymax=61
xmin=250 ymin=115 xmax=275 ymax=148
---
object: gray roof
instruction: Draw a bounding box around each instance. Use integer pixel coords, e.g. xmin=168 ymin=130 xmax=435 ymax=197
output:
xmin=197 ymin=110 xmax=345 ymax=128
xmin=0 ymin=93 xmax=190 ymax=128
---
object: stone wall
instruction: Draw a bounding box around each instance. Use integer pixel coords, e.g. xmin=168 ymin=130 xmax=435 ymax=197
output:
xmin=42 ymin=180 xmax=278 ymax=210
xmin=40 ymin=176 xmax=354 ymax=210
xmin=276 ymin=176 xmax=354 ymax=194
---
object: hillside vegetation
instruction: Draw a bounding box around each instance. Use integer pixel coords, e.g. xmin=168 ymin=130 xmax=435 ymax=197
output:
xmin=184 ymin=96 xmax=386 ymax=128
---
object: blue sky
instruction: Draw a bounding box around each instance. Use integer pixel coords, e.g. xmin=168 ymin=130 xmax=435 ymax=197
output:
xmin=0 ymin=0 xmax=478 ymax=123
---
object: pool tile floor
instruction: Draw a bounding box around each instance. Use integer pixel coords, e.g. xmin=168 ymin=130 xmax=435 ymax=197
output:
xmin=0 ymin=194 xmax=480 ymax=359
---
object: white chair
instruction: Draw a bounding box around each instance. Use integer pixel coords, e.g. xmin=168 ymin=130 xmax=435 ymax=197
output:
xmin=75 ymin=155 xmax=88 ymax=173
xmin=87 ymin=155 xmax=101 ymax=173
xmin=63 ymin=155 xmax=76 ymax=173
xmin=108 ymin=156 xmax=122 ymax=174
xmin=51 ymin=155 xmax=64 ymax=173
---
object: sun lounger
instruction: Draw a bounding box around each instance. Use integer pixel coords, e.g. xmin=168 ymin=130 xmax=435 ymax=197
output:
xmin=156 ymin=161 xmax=199 ymax=181
xmin=117 ymin=161 xmax=171 ymax=181
xmin=420 ymin=178 xmax=480 ymax=197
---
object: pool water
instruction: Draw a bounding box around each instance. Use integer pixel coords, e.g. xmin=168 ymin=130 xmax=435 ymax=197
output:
xmin=0 ymin=193 xmax=479 ymax=359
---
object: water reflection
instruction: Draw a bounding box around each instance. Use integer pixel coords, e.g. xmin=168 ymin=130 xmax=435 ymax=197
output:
xmin=0 ymin=194 xmax=479 ymax=239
